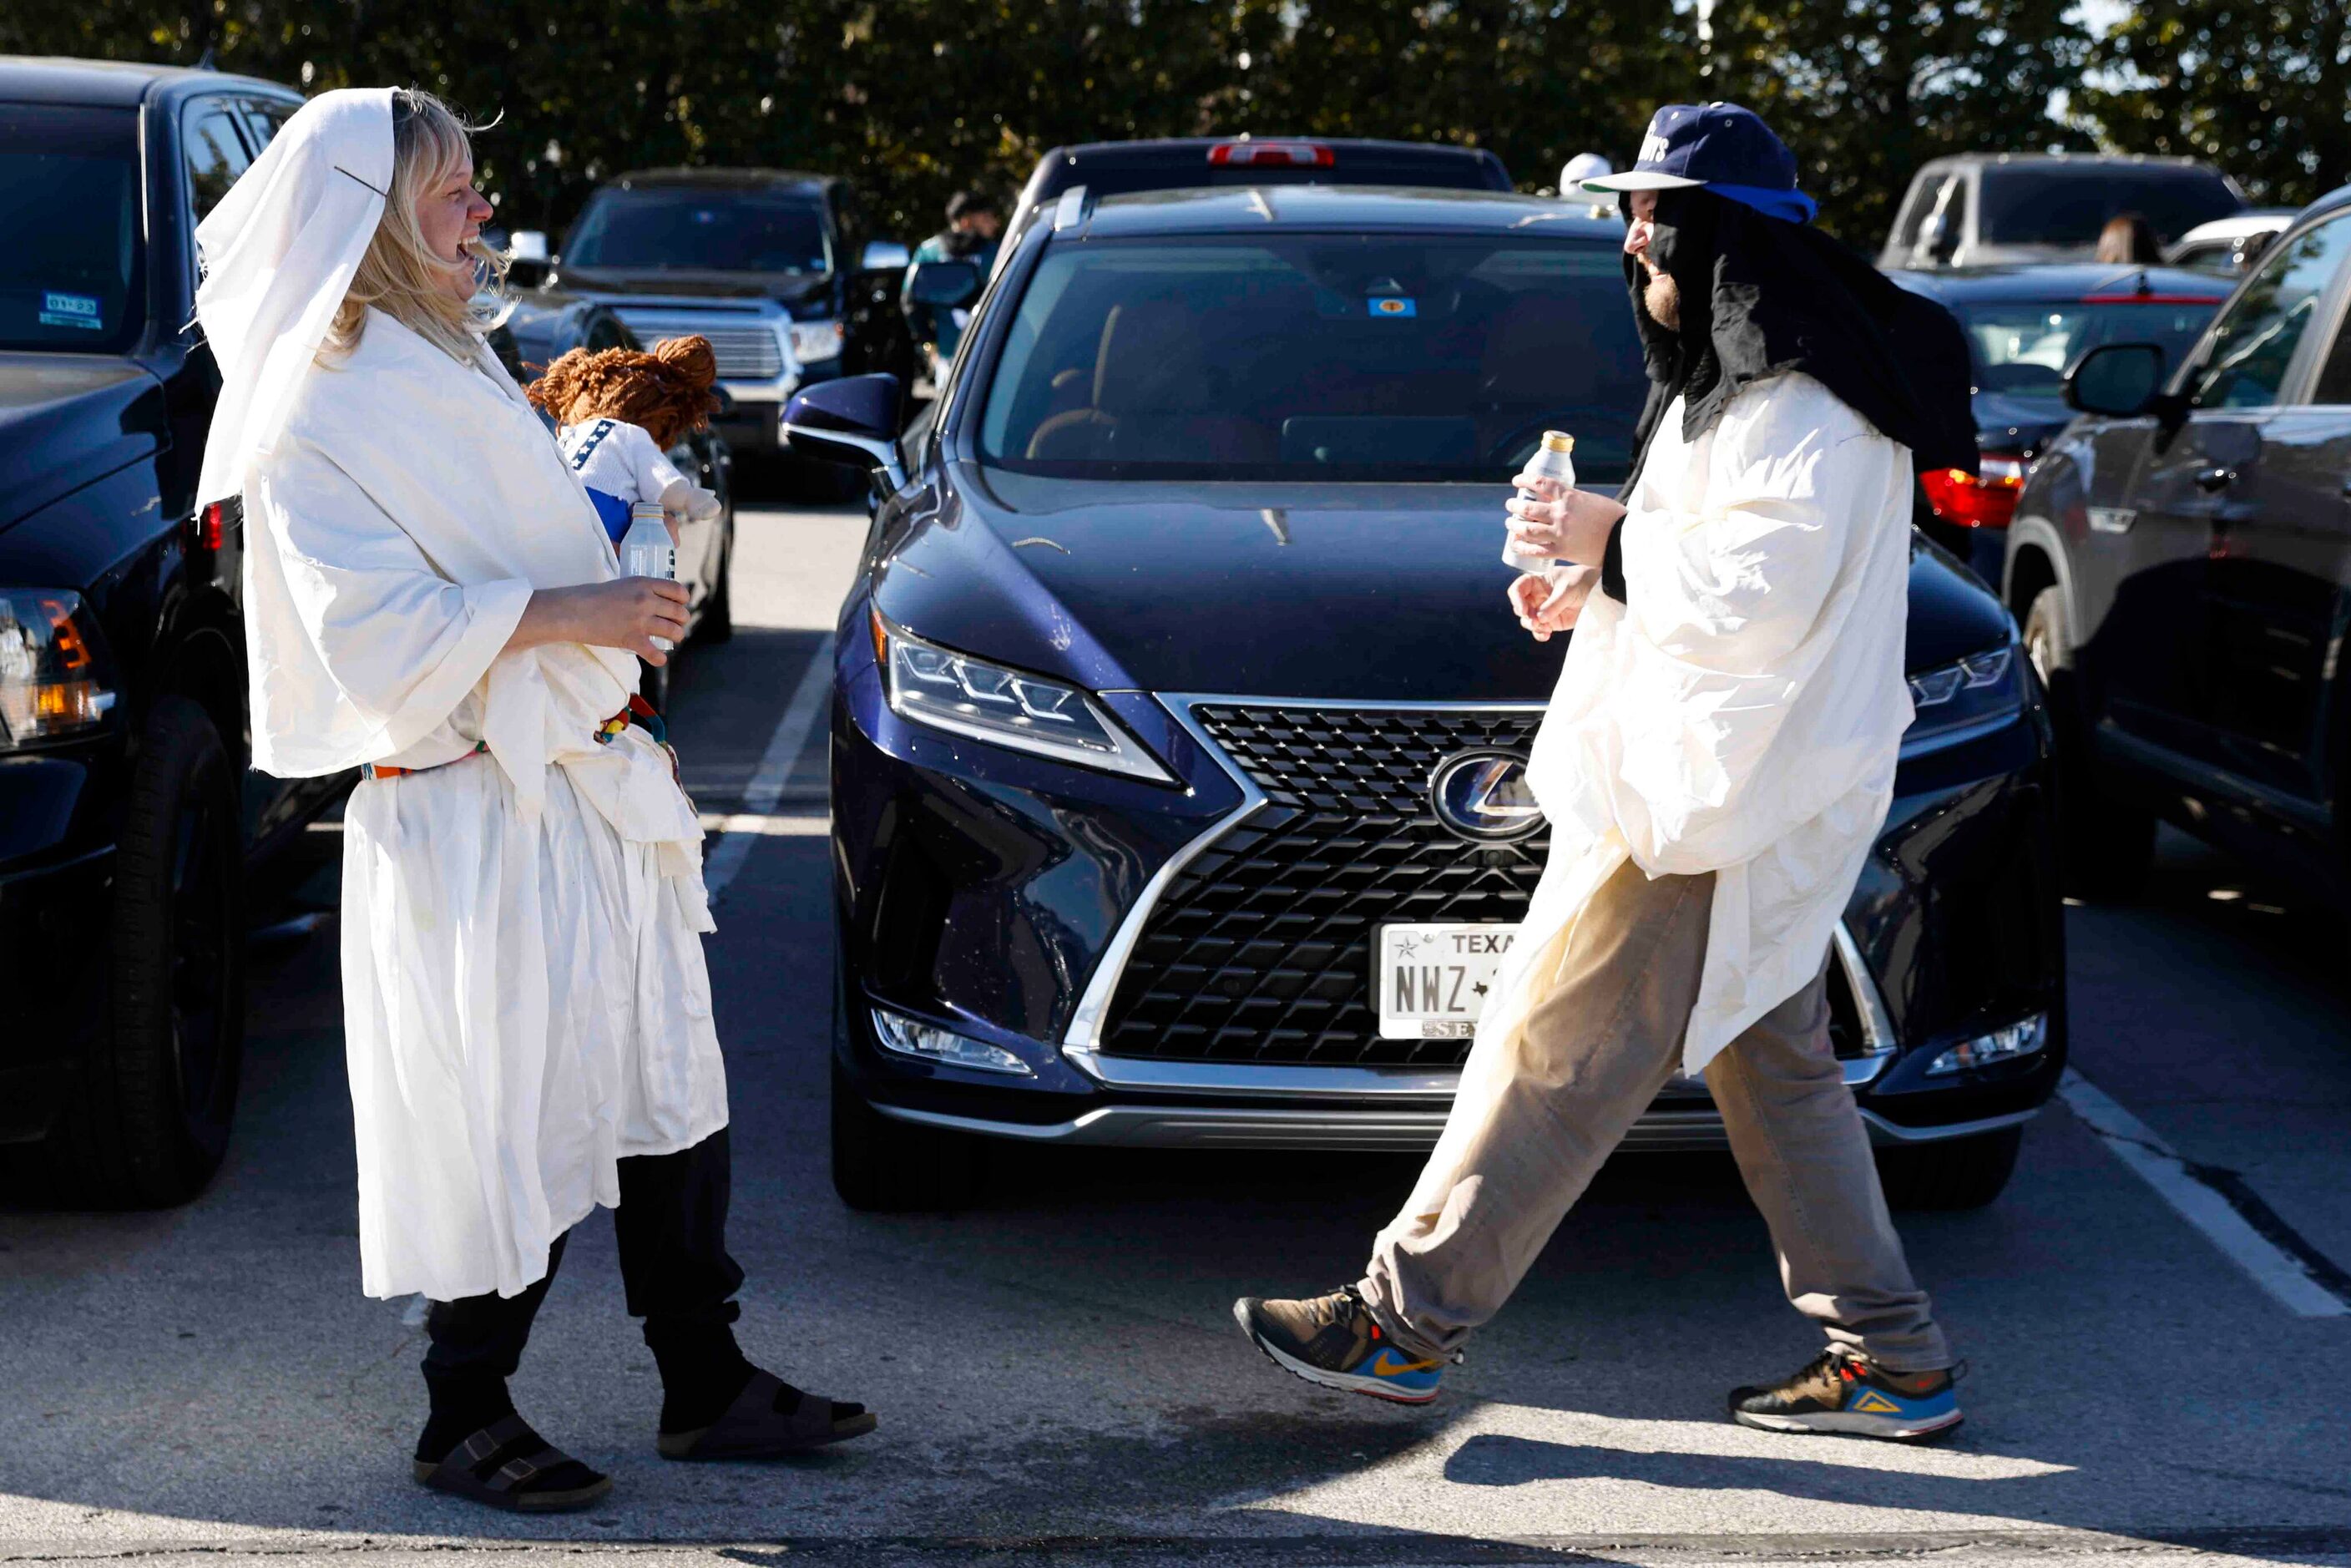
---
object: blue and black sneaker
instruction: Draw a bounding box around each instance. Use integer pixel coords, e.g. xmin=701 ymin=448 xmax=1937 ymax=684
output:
xmin=1729 ymin=1348 xmax=1963 ymax=1442
xmin=1232 ymin=1285 xmax=1447 ymax=1404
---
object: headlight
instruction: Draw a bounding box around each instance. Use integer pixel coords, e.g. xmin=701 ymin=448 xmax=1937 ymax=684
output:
xmin=0 ymin=589 xmax=114 ymax=750
xmin=1904 ymin=642 xmax=2023 ymax=747
xmin=1926 ymin=1013 xmax=2049 ymax=1075
xmin=872 ymin=1008 xmax=1033 ymax=1076
xmin=788 ymin=318 xmax=844 ymax=364
xmin=875 ymin=611 xmax=1171 ymax=783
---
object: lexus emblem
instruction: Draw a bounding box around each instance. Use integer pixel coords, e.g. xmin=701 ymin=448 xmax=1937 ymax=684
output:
xmin=1428 ymin=750 xmax=1544 ymax=842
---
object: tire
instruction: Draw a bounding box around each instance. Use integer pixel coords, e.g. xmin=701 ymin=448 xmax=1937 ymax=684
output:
xmin=35 ymin=696 xmax=245 ymax=1207
xmin=2023 ymin=585 xmax=2152 ymax=900
xmin=691 ymin=518 xmax=734 ymax=646
xmin=829 ymin=981 xmax=985 ymax=1212
xmin=1874 ymin=1125 xmax=2024 ymax=1211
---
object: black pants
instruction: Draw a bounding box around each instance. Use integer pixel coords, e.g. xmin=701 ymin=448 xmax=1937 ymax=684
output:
xmin=421 ymin=1128 xmax=744 ymax=1395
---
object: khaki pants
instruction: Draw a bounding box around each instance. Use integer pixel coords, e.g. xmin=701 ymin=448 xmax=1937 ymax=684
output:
xmin=1361 ymin=857 xmax=1951 ymax=1373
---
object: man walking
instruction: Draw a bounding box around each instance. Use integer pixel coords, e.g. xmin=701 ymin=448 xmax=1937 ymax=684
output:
xmin=904 ymin=190 xmax=1002 ymax=378
xmin=1234 ymin=104 xmax=1979 ymax=1442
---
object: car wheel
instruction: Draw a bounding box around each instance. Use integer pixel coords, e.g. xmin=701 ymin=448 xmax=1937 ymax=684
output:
xmin=2024 ymin=585 xmax=2152 ymax=899
xmin=39 ymin=696 xmax=245 ymax=1207
xmin=691 ymin=518 xmax=734 ymax=646
xmin=829 ymin=981 xmax=984 ymax=1212
xmin=1874 ymin=1125 xmax=2024 ymax=1211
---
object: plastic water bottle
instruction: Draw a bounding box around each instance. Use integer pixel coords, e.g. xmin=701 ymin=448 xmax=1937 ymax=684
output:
xmin=1504 ymin=431 xmax=1576 ymax=571
xmin=620 ymin=500 xmax=676 ymax=652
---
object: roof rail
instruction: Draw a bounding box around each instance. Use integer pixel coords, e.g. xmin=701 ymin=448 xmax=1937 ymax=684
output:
xmin=1053 ymin=185 xmax=1093 ymax=234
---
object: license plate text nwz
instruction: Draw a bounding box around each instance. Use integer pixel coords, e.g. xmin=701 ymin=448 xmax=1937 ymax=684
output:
xmin=1377 ymin=923 xmax=1519 ymax=1040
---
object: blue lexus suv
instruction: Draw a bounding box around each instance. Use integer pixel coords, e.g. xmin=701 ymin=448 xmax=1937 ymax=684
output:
xmin=790 ymin=186 xmax=2065 ymax=1214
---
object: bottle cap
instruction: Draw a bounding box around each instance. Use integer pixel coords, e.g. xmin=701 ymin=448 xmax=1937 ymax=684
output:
xmin=629 ymin=500 xmax=666 ymax=522
xmin=1540 ymin=431 xmax=1575 ymax=454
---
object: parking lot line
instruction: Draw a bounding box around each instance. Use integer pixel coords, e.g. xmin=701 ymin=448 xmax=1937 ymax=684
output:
xmin=2059 ymin=1068 xmax=2351 ymax=1318
xmin=703 ymin=633 xmax=836 ymax=898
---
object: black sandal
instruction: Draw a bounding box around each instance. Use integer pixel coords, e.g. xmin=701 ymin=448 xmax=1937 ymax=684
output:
xmin=412 ymin=1414 xmax=613 ymax=1512
xmin=657 ymin=1368 xmax=877 ymax=1460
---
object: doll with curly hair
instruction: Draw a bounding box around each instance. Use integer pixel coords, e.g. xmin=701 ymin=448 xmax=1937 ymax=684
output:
xmin=527 ymin=334 xmax=726 ymax=547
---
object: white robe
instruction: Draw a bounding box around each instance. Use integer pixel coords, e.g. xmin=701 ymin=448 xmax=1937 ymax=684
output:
xmin=1479 ymin=372 xmax=1914 ymax=1087
xmin=246 ymin=308 xmax=728 ymax=1302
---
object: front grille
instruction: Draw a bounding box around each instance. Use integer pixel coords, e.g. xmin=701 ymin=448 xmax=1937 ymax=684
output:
xmin=612 ymin=310 xmax=783 ymax=381
xmin=1100 ymin=705 xmax=1548 ymax=1069
xmin=1097 ymin=702 xmax=1872 ymax=1072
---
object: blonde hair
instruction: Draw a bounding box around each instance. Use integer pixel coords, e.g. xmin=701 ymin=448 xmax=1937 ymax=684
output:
xmin=325 ymin=89 xmax=509 ymax=363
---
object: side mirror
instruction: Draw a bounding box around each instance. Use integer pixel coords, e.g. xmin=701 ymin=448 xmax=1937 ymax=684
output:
xmin=2065 ymin=342 xmax=2166 ymax=417
xmin=905 ymin=259 xmax=981 ymax=309
xmin=783 ymin=373 xmax=907 ymax=492
xmin=860 ymin=239 xmax=912 ymax=271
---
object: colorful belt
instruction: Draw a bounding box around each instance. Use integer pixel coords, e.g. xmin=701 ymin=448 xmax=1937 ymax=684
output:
xmin=363 ymin=696 xmax=665 ymax=782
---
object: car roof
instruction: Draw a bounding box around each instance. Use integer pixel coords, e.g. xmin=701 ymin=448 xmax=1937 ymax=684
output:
xmin=1067 ymin=185 xmax=1617 ymax=240
xmin=0 ymin=54 xmax=295 ymax=107
xmin=1044 ymin=135 xmax=1503 ymax=169
xmin=1884 ymin=261 xmax=2235 ymax=302
xmin=2298 ymin=185 xmax=2351 ymax=225
xmin=603 ymin=167 xmax=839 ymax=195
xmin=1916 ymin=151 xmax=2217 ymax=173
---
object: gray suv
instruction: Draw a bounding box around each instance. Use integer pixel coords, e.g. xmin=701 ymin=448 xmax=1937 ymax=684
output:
xmin=1883 ymin=153 xmax=2246 ymax=270
xmin=2001 ymin=186 xmax=2351 ymax=902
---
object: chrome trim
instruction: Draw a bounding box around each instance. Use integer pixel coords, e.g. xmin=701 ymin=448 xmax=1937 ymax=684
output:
xmin=1053 ymin=185 xmax=1091 ymax=232
xmin=781 ymin=422 xmax=907 ymax=493
xmin=1064 ymin=695 xmax=1908 ymax=1094
xmin=874 ymin=1100 xmax=2039 ymax=1151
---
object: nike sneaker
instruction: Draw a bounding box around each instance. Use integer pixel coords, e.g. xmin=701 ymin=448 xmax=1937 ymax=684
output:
xmin=1729 ymin=1348 xmax=1962 ymax=1441
xmin=1232 ymin=1285 xmax=1446 ymax=1404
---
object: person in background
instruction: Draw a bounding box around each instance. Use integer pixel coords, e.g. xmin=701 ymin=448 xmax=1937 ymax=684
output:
xmin=1233 ymin=101 xmax=1981 ymax=1444
xmin=904 ymin=190 xmax=1002 ymax=379
xmin=2096 ymin=211 xmax=2164 ymax=264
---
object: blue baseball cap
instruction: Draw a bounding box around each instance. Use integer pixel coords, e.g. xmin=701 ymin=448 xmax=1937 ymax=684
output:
xmin=1581 ymin=102 xmax=1818 ymax=225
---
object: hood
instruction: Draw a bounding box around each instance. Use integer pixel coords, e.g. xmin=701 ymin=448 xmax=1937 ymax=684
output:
xmin=871 ymin=466 xmax=2012 ymax=702
xmin=1970 ymin=387 xmax=2074 ymax=458
xmin=552 ymin=265 xmax=833 ymax=309
xmin=0 ymin=354 xmax=165 ymax=533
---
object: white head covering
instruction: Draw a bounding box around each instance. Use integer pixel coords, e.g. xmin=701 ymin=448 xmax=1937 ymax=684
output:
xmin=1560 ymin=152 xmax=1614 ymax=190
xmin=194 ymin=88 xmax=396 ymax=509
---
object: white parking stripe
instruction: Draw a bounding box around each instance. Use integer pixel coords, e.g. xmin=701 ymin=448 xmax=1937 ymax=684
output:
xmin=2060 ymin=1068 xmax=2351 ymax=1318
xmin=702 ymin=633 xmax=835 ymax=897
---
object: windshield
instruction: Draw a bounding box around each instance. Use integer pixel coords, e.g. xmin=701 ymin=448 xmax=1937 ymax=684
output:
xmin=1979 ymin=166 xmax=2242 ymax=248
xmin=0 ymin=105 xmax=144 ymax=353
xmin=564 ymin=189 xmax=831 ymax=274
xmin=978 ymin=235 xmax=1649 ymax=483
xmin=1951 ymin=296 xmax=2223 ymax=402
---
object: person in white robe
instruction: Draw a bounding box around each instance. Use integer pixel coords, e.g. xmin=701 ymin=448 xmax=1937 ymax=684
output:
xmin=1235 ymin=104 xmax=1983 ymax=1444
xmin=194 ymin=87 xmax=873 ymax=1513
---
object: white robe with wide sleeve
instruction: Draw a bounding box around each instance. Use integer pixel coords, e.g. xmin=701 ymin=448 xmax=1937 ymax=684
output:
xmin=1471 ymin=372 xmax=1914 ymax=1094
xmin=246 ymin=308 xmax=727 ymax=1302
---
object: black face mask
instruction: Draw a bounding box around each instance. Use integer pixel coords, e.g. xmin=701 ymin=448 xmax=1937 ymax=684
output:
xmin=1620 ymin=188 xmax=1977 ymax=486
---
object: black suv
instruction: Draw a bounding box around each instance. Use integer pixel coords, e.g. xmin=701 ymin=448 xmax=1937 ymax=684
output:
xmin=521 ymin=169 xmax=918 ymax=459
xmin=0 ymin=58 xmax=335 ymax=1206
xmin=2005 ymin=187 xmax=2351 ymax=903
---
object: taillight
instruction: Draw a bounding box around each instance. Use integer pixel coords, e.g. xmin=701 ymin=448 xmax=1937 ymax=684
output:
xmin=190 ymin=500 xmax=229 ymax=552
xmin=1921 ymin=453 xmax=2026 ymax=529
xmin=1207 ymin=140 xmax=1334 ymax=169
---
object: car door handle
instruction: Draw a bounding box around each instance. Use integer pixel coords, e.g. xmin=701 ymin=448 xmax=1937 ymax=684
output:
xmin=2194 ymin=464 xmax=2237 ymax=493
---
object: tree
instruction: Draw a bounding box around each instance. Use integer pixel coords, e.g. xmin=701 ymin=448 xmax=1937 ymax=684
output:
xmin=2070 ymin=0 xmax=2351 ymax=209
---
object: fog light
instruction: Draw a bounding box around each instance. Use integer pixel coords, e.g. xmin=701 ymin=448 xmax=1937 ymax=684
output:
xmin=871 ymin=1009 xmax=1033 ymax=1076
xmin=1925 ymin=1014 xmax=2048 ymax=1076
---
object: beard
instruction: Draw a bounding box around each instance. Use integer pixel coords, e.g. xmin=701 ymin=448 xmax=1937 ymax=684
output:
xmin=1642 ymin=266 xmax=1682 ymax=331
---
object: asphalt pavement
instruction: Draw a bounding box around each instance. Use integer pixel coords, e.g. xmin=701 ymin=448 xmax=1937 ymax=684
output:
xmin=3 ymin=488 xmax=2348 ymax=1568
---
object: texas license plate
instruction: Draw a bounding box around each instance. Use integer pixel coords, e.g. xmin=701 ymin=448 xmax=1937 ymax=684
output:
xmin=1376 ymin=923 xmax=1519 ymax=1039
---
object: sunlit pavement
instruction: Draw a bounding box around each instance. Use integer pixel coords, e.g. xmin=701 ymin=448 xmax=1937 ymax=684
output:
xmin=3 ymin=486 xmax=2348 ymax=1567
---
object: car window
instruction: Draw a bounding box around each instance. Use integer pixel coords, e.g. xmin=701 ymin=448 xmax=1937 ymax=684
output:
xmin=1886 ymin=175 xmax=1941 ymax=253
xmin=237 ymin=97 xmax=296 ymax=155
xmin=1952 ymin=296 xmax=2222 ymax=401
xmin=977 ymin=235 xmax=1650 ymax=483
xmin=0 ymin=103 xmax=146 ymax=352
xmin=184 ymin=101 xmax=252 ymax=229
xmin=584 ymin=314 xmax=630 ymax=352
xmin=564 ymin=190 xmax=832 ymax=274
xmin=2307 ymin=290 xmax=2351 ymax=406
xmin=2192 ymin=215 xmax=2351 ymax=409
xmin=1979 ymin=165 xmax=2242 ymax=248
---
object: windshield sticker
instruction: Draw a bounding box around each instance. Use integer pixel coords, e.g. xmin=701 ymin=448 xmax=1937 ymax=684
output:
xmin=1369 ymin=296 xmax=1417 ymax=318
xmin=39 ymin=291 xmax=103 ymax=331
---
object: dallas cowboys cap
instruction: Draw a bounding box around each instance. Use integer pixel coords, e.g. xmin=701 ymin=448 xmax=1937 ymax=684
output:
xmin=1580 ymin=102 xmax=1818 ymax=224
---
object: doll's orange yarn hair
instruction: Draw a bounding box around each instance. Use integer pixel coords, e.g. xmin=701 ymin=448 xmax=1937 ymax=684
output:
xmin=525 ymin=333 xmax=720 ymax=451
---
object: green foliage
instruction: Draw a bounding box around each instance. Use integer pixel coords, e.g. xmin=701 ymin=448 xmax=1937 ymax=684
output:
xmin=2070 ymin=0 xmax=2351 ymax=209
xmin=3 ymin=0 xmax=2302 ymax=256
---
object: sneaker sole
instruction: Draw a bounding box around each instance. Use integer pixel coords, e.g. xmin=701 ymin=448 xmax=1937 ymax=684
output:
xmin=1231 ymin=1299 xmax=1440 ymax=1405
xmin=1732 ymin=1407 xmax=1964 ymax=1443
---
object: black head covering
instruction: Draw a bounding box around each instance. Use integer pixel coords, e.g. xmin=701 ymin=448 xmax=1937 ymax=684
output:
xmin=1622 ymin=188 xmax=1976 ymax=490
